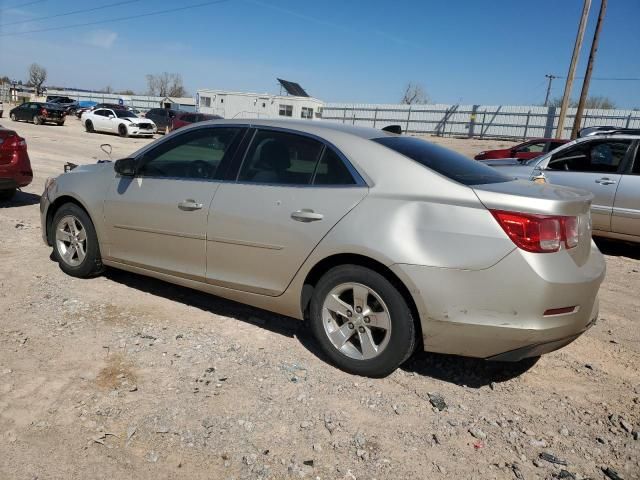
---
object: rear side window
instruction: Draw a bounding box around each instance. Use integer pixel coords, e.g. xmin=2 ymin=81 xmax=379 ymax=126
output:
xmin=313 ymin=148 xmax=356 ymax=185
xmin=373 ymin=136 xmax=510 ymax=185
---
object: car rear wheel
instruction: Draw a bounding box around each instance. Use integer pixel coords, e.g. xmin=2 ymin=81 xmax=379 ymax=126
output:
xmin=10 ymin=113 xmax=17 ymax=121
xmin=57 ymin=120 xmax=65 ymax=126
xmin=309 ymin=265 xmax=416 ymax=377
xmin=85 ymin=120 xmax=94 ymax=132
xmin=33 ymin=115 xmax=41 ymax=125
xmin=118 ymin=124 xmax=129 ymax=138
xmin=52 ymin=203 xmax=104 ymax=278
xmin=0 ymin=188 xmax=16 ymax=201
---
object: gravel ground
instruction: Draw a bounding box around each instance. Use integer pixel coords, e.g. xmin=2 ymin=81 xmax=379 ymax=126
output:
xmin=1 ymin=118 xmax=638 ymax=480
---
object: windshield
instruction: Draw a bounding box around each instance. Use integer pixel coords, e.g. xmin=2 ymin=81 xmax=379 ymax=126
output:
xmin=373 ymin=136 xmax=511 ymax=186
xmin=115 ymin=110 xmax=137 ymax=118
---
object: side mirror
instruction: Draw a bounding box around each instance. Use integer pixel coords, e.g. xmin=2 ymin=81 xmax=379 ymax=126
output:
xmin=114 ymin=158 xmax=137 ymax=176
xmin=108 ymin=114 xmax=115 ymax=119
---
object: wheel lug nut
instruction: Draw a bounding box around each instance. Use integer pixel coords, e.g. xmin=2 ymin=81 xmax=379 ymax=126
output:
xmin=348 ymin=323 xmax=354 ymax=329
xmin=364 ymin=316 xmax=370 ymax=323
xmin=356 ymin=307 xmax=362 ymax=313
xmin=358 ymin=326 xmax=365 ymax=333
xmin=346 ymin=311 xmax=352 ymax=317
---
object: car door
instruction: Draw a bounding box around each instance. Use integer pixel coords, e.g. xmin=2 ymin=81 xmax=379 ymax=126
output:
xmin=205 ymin=128 xmax=368 ymax=296
xmin=103 ymin=126 xmax=245 ymax=279
xmin=28 ymin=103 xmax=40 ymax=121
xmin=15 ymin=103 xmax=29 ymax=120
xmin=541 ymin=139 xmax=632 ymax=231
xmin=611 ymin=142 xmax=640 ymax=237
xmin=91 ymin=109 xmax=109 ymax=132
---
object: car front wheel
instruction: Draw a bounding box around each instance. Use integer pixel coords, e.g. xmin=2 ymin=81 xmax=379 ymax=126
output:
xmin=118 ymin=124 xmax=128 ymax=137
xmin=33 ymin=115 xmax=41 ymax=125
xmin=52 ymin=203 xmax=104 ymax=278
xmin=309 ymin=265 xmax=416 ymax=377
xmin=85 ymin=120 xmax=94 ymax=132
xmin=10 ymin=113 xmax=17 ymax=121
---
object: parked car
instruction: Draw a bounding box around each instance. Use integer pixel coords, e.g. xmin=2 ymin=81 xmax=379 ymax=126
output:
xmin=171 ymin=112 xmax=223 ymax=131
xmin=81 ymin=107 xmax=156 ymax=137
xmin=486 ymin=130 xmax=640 ymax=243
xmin=475 ymin=138 xmax=568 ymax=161
xmin=144 ymin=108 xmax=177 ymax=134
xmin=74 ymin=101 xmax=99 ymax=118
xmin=46 ymin=96 xmax=78 ymax=114
xmin=40 ymin=119 xmax=604 ymax=376
xmin=0 ymin=127 xmax=33 ymax=200
xmin=10 ymin=102 xmax=66 ymax=125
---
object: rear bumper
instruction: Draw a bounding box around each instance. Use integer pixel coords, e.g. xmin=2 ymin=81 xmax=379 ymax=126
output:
xmin=0 ymin=171 xmax=32 ymax=189
xmin=391 ymin=241 xmax=605 ymax=359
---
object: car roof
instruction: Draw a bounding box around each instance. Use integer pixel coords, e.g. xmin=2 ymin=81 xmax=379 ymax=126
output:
xmin=194 ymin=118 xmax=394 ymax=140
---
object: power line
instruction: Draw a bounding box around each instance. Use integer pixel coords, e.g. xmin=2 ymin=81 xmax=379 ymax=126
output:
xmin=0 ymin=0 xmax=145 ymax=27
xmin=0 ymin=0 xmax=46 ymax=13
xmin=553 ymin=75 xmax=640 ymax=81
xmin=0 ymin=0 xmax=231 ymax=37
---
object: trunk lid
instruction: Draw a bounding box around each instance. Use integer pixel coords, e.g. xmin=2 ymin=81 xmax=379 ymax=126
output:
xmin=473 ymin=180 xmax=594 ymax=265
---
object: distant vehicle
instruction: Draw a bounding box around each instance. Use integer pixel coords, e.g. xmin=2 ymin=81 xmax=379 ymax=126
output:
xmin=10 ymin=102 xmax=66 ymax=125
xmin=74 ymin=101 xmax=99 ymax=119
xmin=0 ymin=127 xmax=32 ymax=200
xmin=46 ymin=96 xmax=78 ymax=113
xmin=82 ymin=107 xmax=156 ymax=137
xmin=474 ymin=138 xmax=568 ymax=161
xmin=486 ymin=131 xmax=640 ymax=243
xmin=171 ymin=112 xmax=222 ymax=131
xmin=144 ymin=108 xmax=177 ymax=134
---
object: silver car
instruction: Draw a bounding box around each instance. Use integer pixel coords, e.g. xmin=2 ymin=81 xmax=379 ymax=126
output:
xmin=40 ymin=120 xmax=605 ymax=377
xmin=487 ymin=133 xmax=640 ymax=243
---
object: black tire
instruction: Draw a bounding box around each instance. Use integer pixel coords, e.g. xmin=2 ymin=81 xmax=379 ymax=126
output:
xmin=33 ymin=115 xmax=41 ymax=125
xmin=10 ymin=113 xmax=17 ymax=121
xmin=309 ymin=265 xmax=416 ymax=377
xmin=51 ymin=203 xmax=104 ymax=278
xmin=85 ymin=120 xmax=94 ymax=133
xmin=118 ymin=124 xmax=128 ymax=138
xmin=0 ymin=188 xmax=16 ymax=201
xmin=57 ymin=121 xmax=65 ymax=126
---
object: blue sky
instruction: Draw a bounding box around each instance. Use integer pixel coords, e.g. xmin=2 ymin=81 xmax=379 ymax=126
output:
xmin=0 ymin=0 xmax=638 ymax=107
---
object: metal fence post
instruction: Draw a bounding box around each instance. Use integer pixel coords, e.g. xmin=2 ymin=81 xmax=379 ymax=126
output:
xmin=469 ymin=105 xmax=478 ymax=138
xmin=342 ymin=108 xmax=346 ymax=124
xmin=480 ymin=111 xmax=486 ymax=139
xmin=626 ymin=112 xmax=632 ymax=128
xmin=523 ymin=111 xmax=531 ymax=141
xmin=373 ymin=108 xmax=378 ymax=128
xmin=405 ymin=107 xmax=412 ymax=134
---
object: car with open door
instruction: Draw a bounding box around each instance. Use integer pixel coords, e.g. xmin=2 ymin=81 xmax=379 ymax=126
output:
xmin=40 ymin=119 xmax=604 ymax=377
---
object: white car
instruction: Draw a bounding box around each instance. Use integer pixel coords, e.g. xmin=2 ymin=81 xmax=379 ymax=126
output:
xmin=81 ymin=108 xmax=156 ymax=138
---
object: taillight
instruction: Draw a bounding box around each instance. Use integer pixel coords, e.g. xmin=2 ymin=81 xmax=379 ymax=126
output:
xmin=490 ymin=210 xmax=579 ymax=253
xmin=40 ymin=108 xmax=48 ymax=116
xmin=0 ymin=134 xmax=26 ymax=152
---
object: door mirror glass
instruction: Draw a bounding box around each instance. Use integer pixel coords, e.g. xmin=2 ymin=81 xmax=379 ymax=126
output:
xmin=114 ymin=158 xmax=137 ymax=176
xmin=108 ymin=114 xmax=115 ymax=119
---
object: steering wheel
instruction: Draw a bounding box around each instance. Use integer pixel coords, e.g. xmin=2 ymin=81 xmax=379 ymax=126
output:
xmin=187 ymin=160 xmax=215 ymax=179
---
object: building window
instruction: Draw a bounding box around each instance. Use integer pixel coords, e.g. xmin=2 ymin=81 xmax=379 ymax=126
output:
xmin=279 ymin=104 xmax=293 ymax=117
xmin=262 ymin=102 xmax=266 ymax=108
xmin=200 ymin=96 xmax=211 ymax=108
xmin=220 ymin=97 xmax=224 ymax=103
xmin=315 ymin=107 xmax=323 ymax=118
xmin=301 ymin=107 xmax=313 ymax=119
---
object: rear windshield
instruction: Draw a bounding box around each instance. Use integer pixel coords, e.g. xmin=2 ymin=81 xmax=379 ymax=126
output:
xmin=373 ymin=136 xmax=511 ymax=186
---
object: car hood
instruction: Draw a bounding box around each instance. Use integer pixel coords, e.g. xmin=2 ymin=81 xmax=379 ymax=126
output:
xmin=123 ymin=117 xmax=154 ymax=125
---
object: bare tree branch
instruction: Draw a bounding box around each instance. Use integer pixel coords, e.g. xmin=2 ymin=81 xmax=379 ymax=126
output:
xmin=401 ymin=82 xmax=429 ymax=105
xmin=27 ymin=63 xmax=47 ymax=95
xmin=146 ymin=72 xmax=187 ymax=97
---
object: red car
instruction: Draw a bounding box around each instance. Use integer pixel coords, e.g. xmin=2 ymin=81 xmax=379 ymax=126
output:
xmin=171 ymin=112 xmax=222 ymax=131
xmin=474 ymin=138 xmax=568 ymax=160
xmin=0 ymin=127 xmax=33 ymax=200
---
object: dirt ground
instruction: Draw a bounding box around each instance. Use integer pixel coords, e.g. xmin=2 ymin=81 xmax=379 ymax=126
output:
xmin=1 ymin=118 xmax=638 ymax=480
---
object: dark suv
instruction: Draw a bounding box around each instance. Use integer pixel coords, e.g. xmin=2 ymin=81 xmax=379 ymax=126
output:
xmin=145 ymin=108 xmax=177 ymax=134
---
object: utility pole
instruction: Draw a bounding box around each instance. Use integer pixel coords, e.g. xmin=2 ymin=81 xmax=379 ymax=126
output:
xmin=556 ymin=0 xmax=592 ymax=139
xmin=571 ymin=0 xmax=607 ymax=139
xmin=544 ymin=74 xmax=558 ymax=107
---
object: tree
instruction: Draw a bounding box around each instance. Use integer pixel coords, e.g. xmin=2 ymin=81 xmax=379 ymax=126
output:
xmin=400 ymin=82 xmax=429 ymax=105
xmin=116 ymin=89 xmax=136 ymax=95
xmin=0 ymin=75 xmax=10 ymax=85
xmin=145 ymin=72 xmax=187 ymax=97
xmin=27 ymin=63 xmax=47 ymax=95
xmin=548 ymin=95 xmax=616 ymax=109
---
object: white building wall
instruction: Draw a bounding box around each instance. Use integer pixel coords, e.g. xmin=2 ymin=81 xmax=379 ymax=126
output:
xmin=196 ymin=89 xmax=324 ymax=120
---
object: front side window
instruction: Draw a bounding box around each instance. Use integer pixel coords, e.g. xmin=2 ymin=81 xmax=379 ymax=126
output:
xmin=138 ymin=127 xmax=241 ymax=180
xmin=94 ymin=109 xmax=107 ymax=117
xmin=516 ymin=141 xmax=545 ymax=153
xmin=301 ymin=107 xmax=313 ymax=119
xmin=279 ymin=104 xmax=293 ymax=117
xmin=547 ymin=140 xmax=630 ymax=173
xmin=373 ymin=136 xmax=510 ymax=186
xmin=238 ymin=130 xmax=323 ymax=185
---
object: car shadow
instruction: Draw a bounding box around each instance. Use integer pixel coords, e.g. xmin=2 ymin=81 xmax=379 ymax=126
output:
xmin=401 ymin=351 xmax=539 ymax=388
xmin=0 ymin=190 xmax=40 ymax=208
xmin=86 ymin=267 xmax=539 ymax=384
xmin=595 ymin=237 xmax=640 ymax=261
xmin=103 ymin=268 xmax=303 ymax=340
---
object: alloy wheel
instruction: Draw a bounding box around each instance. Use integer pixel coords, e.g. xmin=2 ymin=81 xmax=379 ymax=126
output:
xmin=322 ymin=282 xmax=392 ymax=360
xmin=55 ymin=215 xmax=88 ymax=267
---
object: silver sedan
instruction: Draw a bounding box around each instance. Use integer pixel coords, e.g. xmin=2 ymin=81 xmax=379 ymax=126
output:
xmin=40 ymin=120 xmax=605 ymax=377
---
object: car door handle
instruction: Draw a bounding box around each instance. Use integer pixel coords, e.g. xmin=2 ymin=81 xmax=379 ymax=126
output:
xmin=595 ymin=178 xmax=617 ymax=185
xmin=291 ymin=209 xmax=324 ymax=222
xmin=178 ymin=199 xmax=203 ymax=211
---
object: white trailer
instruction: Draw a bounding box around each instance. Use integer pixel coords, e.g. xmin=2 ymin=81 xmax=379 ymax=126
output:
xmin=196 ymin=89 xmax=324 ymax=120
